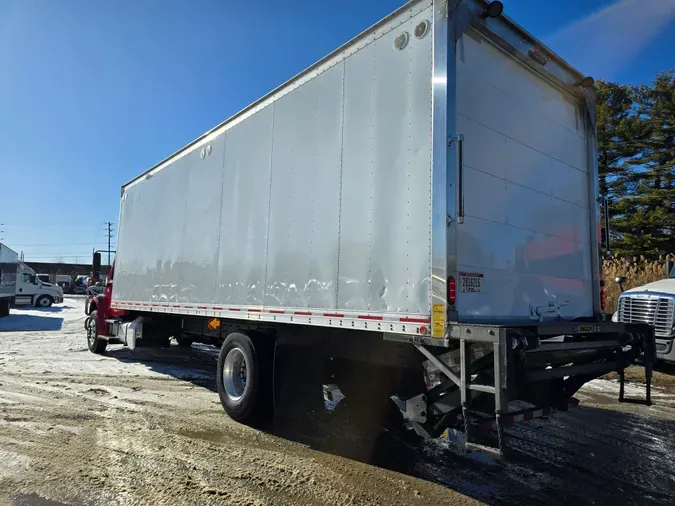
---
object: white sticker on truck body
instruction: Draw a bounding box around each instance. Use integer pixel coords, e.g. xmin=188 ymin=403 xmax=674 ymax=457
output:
xmin=459 ymin=272 xmax=483 ymax=293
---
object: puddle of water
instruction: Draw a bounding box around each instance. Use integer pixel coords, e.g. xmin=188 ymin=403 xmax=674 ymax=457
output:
xmin=13 ymin=494 xmax=70 ymax=506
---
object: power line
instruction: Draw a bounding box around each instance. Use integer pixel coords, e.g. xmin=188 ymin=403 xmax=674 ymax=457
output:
xmin=23 ymin=256 xmax=94 ymax=260
xmin=13 ymin=242 xmax=110 ymax=248
xmin=23 ymin=253 xmax=103 ymax=257
xmin=1 ymin=223 xmax=104 ymax=228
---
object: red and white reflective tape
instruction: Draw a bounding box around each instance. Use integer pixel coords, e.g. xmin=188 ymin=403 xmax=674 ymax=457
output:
xmin=110 ymin=300 xmax=432 ymax=336
xmin=478 ymin=398 xmax=580 ymax=432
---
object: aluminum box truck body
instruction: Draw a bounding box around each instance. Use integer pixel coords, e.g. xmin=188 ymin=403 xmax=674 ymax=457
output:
xmin=0 ymin=244 xmax=19 ymax=318
xmin=85 ymin=0 xmax=654 ymax=455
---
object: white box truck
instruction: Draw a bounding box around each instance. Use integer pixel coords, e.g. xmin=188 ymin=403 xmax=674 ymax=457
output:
xmin=85 ymin=0 xmax=654 ymax=456
xmin=0 ymin=244 xmax=18 ymax=318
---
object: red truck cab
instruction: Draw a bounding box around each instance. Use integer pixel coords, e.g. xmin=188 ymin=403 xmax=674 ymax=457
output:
xmin=85 ymin=260 xmax=125 ymax=352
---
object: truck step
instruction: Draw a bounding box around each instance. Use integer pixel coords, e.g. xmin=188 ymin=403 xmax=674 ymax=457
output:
xmin=465 ymin=442 xmax=504 ymax=460
xmin=475 ymin=398 xmax=579 ymax=433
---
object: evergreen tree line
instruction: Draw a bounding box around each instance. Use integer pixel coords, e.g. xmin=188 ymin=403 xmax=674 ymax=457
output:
xmin=597 ymin=69 xmax=675 ymax=257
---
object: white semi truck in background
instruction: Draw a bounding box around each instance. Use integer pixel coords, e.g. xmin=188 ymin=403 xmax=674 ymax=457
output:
xmin=0 ymin=243 xmax=64 ymax=315
xmin=84 ymin=0 xmax=655 ymax=456
xmin=614 ymin=262 xmax=675 ymax=363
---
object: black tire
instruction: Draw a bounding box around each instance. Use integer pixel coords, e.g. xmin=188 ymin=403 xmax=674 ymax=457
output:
xmin=216 ymin=332 xmax=272 ymax=423
xmin=0 ymin=299 xmax=10 ymax=318
xmin=175 ymin=335 xmax=194 ymax=347
xmin=35 ymin=295 xmax=53 ymax=308
xmin=86 ymin=310 xmax=108 ymax=354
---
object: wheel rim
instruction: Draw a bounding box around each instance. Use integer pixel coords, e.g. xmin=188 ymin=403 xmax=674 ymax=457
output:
xmin=223 ymin=348 xmax=248 ymax=402
xmin=40 ymin=298 xmax=50 ymax=307
xmin=87 ymin=317 xmax=97 ymax=346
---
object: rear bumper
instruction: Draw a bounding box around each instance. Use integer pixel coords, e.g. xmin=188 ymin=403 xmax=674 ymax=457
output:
xmin=656 ymin=338 xmax=675 ymax=363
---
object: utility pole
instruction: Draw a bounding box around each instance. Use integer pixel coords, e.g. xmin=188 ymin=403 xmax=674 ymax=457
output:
xmin=106 ymin=222 xmax=114 ymax=266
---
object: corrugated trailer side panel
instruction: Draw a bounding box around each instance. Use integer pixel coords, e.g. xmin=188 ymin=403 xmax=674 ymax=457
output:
xmin=113 ymin=1 xmax=434 ymax=321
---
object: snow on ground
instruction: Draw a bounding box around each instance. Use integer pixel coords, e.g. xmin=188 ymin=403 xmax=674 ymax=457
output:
xmin=0 ymin=297 xmax=215 ymax=380
xmin=582 ymin=377 xmax=675 ymax=404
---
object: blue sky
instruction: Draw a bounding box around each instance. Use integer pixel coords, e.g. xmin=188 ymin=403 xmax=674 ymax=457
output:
xmin=1 ymin=0 xmax=674 ymax=264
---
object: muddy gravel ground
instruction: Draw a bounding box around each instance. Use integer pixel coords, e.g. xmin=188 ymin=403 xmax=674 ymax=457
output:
xmin=1 ymin=298 xmax=675 ymax=506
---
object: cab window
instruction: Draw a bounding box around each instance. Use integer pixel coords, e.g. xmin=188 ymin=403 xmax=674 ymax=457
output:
xmin=21 ymin=273 xmax=37 ymax=284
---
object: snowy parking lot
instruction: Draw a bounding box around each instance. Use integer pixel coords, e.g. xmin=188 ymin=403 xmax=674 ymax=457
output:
xmin=1 ymin=297 xmax=675 ymax=505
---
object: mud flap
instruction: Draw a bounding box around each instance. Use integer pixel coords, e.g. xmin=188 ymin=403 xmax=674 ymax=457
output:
xmin=273 ymin=333 xmax=324 ymax=418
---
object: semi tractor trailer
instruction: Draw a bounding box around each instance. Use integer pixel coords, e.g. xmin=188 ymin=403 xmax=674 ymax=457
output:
xmin=84 ymin=0 xmax=654 ymax=456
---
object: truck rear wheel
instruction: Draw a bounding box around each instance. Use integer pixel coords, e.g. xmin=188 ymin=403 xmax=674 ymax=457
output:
xmin=86 ymin=310 xmax=108 ymax=354
xmin=217 ymin=332 xmax=272 ymax=423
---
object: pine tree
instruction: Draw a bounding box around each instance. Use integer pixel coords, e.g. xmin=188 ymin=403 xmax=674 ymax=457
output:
xmin=614 ymin=71 xmax=675 ymax=256
xmin=595 ymin=80 xmax=639 ymax=255
xmin=596 ymin=80 xmax=634 ymax=197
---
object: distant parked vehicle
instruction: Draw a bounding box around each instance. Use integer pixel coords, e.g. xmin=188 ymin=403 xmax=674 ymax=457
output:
xmin=15 ymin=265 xmax=64 ymax=307
xmin=55 ymin=275 xmax=72 ymax=293
xmin=613 ymin=262 xmax=675 ymax=363
xmin=72 ymin=284 xmax=88 ymax=295
xmin=0 ymin=245 xmax=63 ymax=309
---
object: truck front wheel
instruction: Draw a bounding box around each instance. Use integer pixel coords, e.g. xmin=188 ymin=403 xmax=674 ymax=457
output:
xmin=86 ymin=310 xmax=108 ymax=354
xmin=35 ymin=295 xmax=53 ymax=308
xmin=216 ymin=332 xmax=272 ymax=423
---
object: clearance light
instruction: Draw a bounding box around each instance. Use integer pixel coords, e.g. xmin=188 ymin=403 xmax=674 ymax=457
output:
xmin=448 ymin=277 xmax=457 ymax=305
xmin=207 ymin=318 xmax=221 ymax=331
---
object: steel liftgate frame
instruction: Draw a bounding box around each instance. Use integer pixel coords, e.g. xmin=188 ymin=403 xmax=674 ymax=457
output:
xmin=413 ymin=322 xmax=655 ymax=458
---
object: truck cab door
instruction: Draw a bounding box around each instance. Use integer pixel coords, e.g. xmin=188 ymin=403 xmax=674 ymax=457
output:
xmin=18 ymin=272 xmax=37 ymax=294
xmin=16 ymin=272 xmax=38 ymax=304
